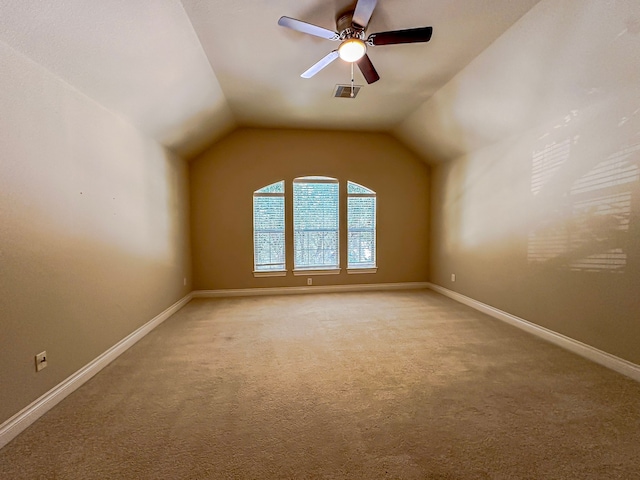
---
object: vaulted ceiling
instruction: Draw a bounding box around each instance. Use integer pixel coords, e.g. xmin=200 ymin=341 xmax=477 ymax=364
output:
xmin=0 ymin=0 xmax=541 ymax=160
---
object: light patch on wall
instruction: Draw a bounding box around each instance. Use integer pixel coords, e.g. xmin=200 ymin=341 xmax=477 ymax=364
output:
xmin=567 ymin=192 xmax=631 ymax=272
xmin=570 ymin=144 xmax=640 ymax=195
xmin=0 ymin=41 xmax=180 ymax=263
xmin=457 ymin=140 xmax=531 ymax=249
xmin=62 ymin=102 xmax=177 ymax=262
xmin=531 ymin=138 xmax=571 ymax=195
xmin=527 ymin=142 xmax=638 ymax=272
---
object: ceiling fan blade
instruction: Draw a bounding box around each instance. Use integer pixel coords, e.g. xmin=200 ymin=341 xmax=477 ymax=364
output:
xmin=352 ymin=0 xmax=378 ymax=29
xmin=368 ymin=26 xmax=433 ymax=46
xmin=301 ymin=50 xmax=340 ymax=78
xmin=278 ymin=16 xmax=339 ymax=40
xmin=356 ymin=54 xmax=380 ymax=84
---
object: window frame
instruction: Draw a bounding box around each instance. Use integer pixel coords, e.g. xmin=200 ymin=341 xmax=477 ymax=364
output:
xmin=251 ymin=177 xmax=379 ymax=278
xmin=253 ymin=181 xmax=286 ymax=277
xmin=347 ymin=181 xmax=377 ymax=274
xmin=292 ymin=176 xmax=341 ymax=275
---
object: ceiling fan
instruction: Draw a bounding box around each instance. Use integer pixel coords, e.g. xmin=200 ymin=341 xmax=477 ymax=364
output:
xmin=278 ymin=0 xmax=433 ymax=84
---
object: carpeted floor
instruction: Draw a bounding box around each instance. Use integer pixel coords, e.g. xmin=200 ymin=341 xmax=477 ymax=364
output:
xmin=1 ymin=290 xmax=639 ymax=479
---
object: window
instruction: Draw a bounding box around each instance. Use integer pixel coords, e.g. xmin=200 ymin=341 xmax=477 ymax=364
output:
xmin=252 ymin=177 xmax=377 ymax=276
xmin=293 ymin=177 xmax=339 ymax=273
xmin=347 ymin=181 xmax=377 ymax=272
xmin=253 ymin=181 xmax=285 ymax=276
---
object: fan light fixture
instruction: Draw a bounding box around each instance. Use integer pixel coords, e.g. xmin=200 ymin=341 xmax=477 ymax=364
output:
xmin=338 ymin=38 xmax=366 ymax=62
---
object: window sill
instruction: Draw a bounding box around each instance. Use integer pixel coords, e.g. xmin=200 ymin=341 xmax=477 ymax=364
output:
xmin=253 ymin=270 xmax=287 ymax=278
xmin=347 ymin=267 xmax=378 ymax=274
xmin=293 ymin=268 xmax=341 ymax=276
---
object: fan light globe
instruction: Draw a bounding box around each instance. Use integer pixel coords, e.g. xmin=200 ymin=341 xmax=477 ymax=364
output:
xmin=338 ymin=38 xmax=366 ymax=62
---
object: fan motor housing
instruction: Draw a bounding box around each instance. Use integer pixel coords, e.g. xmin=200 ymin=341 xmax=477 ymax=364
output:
xmin=336 ymin=10 xmax=363 ymax=36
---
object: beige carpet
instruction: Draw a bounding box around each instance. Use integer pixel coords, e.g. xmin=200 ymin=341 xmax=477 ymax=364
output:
xmin=1 ymin=290 xmax=639 ymax=479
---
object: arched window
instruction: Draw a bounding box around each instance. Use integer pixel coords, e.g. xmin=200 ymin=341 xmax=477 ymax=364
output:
xmin=252 ymin=178 xmax=377 ymax=277
xmin=347 ymin=181 xmax=376 ymax=271
xmin=293 ymin=176 xmax=339 ymax=272
xmin=253 ymin=181 xmax=285 ymax=275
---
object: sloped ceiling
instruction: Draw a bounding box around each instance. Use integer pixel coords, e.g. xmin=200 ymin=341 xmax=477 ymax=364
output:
xmin=0 ymin=0 xmax=541 ymax=161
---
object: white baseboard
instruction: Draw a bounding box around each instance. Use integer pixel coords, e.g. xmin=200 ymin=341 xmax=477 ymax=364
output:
xmin=427 ymin=283 xmax=640 ymax=383
xmin=0 ymin=293 xmax=193 ymax=451
xmin=192 ymin=282 xmax=430 ymax=298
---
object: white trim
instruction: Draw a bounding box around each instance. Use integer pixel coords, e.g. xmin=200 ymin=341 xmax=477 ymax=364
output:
xmin=347 ymin=267 xmax=378 ymax=274
xmin=253 ymin=270 xmax=287 ymax=278
xmin=347 ymin=180 xmax=375 ymax=195
xmin=193 ymin=282 xmax=429 ymax=298
xmin=293 ymin=268 xmax=341 ymax=276
xmin=427 ymin=283 xmax=640 ymax=383
xmin=0 ymin=293 xmax=193 ymax=451
xmin=293 ymin=177 xmax=338 ymax=184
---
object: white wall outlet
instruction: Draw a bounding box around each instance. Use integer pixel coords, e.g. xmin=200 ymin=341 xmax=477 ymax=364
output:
xmin=451 ymin=273 xmax=456 ymax=282
xmin=35 ymin=351 xmax=47 ymax=372
xmin=307 ymin=278 xmax=312 ymax=286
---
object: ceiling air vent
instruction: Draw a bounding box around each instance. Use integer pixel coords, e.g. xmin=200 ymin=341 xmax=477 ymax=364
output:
xmin=334 ymin=84 xmax=362 ymax=98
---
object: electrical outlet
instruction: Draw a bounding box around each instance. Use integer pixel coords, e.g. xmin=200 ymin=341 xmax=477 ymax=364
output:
xmin=451 ymin=273 xmax=456 ymax=282
xmin=35 ymin=351 xmax=47 ymax=372
xmin=307 ymin=278 xmax=312 ymax=286
xmin=183 ymin=277 xmax=187 ymax=286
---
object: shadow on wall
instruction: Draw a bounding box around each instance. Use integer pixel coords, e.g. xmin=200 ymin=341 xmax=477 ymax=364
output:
xmin=433 ymin=75 xmax=640 ymax=281
xmin=527 ymin=104 xmax=640 ymax=274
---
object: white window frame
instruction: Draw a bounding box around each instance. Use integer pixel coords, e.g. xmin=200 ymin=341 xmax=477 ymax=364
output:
xmin=253 ymin=181 xmax=286 ymax=277
xmin=293 ymin=176 xmax=341 ymax=275
xmin=347 ymin=181 xmax=377 ymax=274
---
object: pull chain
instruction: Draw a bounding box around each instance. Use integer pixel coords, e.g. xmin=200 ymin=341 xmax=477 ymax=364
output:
xmin=351 ymin=62 xmax=355 ymax=98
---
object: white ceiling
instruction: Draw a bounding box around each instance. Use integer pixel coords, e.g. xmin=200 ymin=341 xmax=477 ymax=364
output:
xmin=0 ymin=0 xmax=541 ymax=160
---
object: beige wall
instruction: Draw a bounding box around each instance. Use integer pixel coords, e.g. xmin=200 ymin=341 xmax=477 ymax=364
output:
xmin=190 ymin=128 xmax=430 ymax=290
xmin=397 ymin=0 xmax=640 ymax=364
xmin=0 ymin=41 xmax=191 ymax=424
